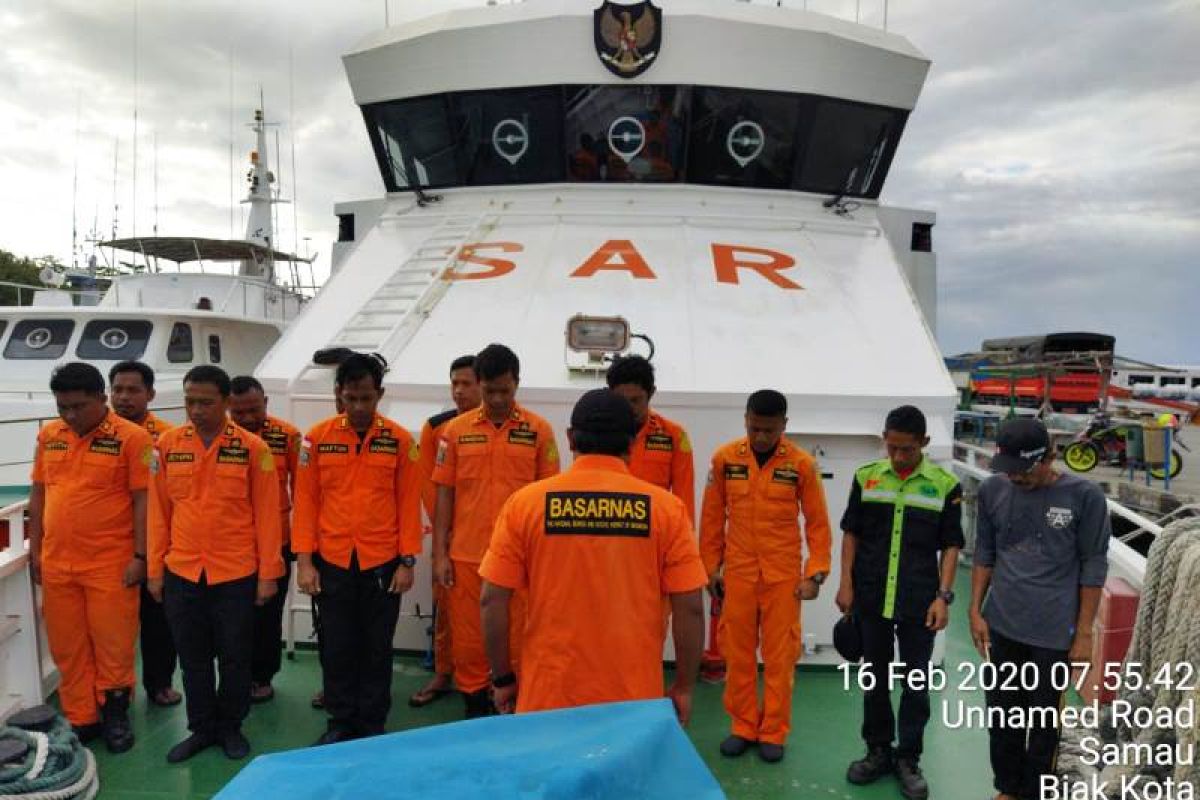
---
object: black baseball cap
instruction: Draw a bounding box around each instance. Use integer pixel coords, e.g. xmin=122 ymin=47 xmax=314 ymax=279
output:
xmin=570 ymin=389 xmax=638 ymax=436
xmin=833 ymin=612 xmax=863 ymax=663
xmin=991 ymin=418 xmax=1051 ymax=474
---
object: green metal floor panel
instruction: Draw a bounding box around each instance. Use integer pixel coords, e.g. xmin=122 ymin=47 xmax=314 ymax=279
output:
xmin=82 ymin=574 xmax=992 ymax=799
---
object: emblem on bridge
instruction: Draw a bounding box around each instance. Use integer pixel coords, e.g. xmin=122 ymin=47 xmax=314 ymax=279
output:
xmin=727 ymin=121 xmax=766 ymax=168
xmin=492 ymin=119 xmax=530 ymax=165
xmin=607 ymin=116 xmax=646 ymax=164
xmin=594 ymin=1 xmax=662 ymax=79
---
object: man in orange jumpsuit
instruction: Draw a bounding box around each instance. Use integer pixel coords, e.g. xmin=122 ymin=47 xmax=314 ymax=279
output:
xmin=432 ymin=343 xmax=559 ymax=718
xmin=409 ymin=354 xmax=481 ymax=708
xmin=480 ymin=389 xmax=706 ymax=720
xmin=228 ymin=375 xmax=301 ymax=703
xmin=30 ymin=362 xmax=153 ymax=753
xmin=148 ymin=365 xmax=283 ymax=763
xmin=604 ymin=354 xmax=721 ymax=677
xmin=700 ymin=389 xmax=832 ymax=763
xmin=294 ymin=354 xmax=423 ymax=744
xmin=109 ymin=360 xmax=181 ymax=708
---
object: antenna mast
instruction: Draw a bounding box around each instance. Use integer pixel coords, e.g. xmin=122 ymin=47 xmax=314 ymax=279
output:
xmin=132 ymin=0 xmax=139 ymax=239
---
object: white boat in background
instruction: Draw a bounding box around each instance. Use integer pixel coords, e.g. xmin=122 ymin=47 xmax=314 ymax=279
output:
xmin=0 ymin=109 xmax=314 ymax=488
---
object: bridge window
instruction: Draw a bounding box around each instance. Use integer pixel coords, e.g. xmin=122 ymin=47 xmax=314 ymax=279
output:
xmin=76 ymin=320 xmax=152 ymax=360
xmin=4 ymin=319 xmax=74 ymax=360
xmin=364 ymin=84 xmax=906 ymax=199
xmin=167 ymin=322 xmax=193 ymax=363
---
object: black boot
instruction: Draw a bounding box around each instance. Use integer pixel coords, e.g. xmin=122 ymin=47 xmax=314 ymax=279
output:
xmin=846 ymin=745 xmax=893 ymax=785
xmin=463 ymin=689 xmax=493 ymax=719
xmin=100 ymin=689 xmax=134 ymax=754
xmin=895 ymin=757 xmax=929 ymax=800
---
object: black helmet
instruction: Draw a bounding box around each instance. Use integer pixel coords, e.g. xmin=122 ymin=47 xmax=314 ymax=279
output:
xmin=833 ymin=612 xmax=863 ymax=662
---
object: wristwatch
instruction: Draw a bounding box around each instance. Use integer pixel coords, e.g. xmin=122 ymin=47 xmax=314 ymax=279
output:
xmin=937 ymin=589 xmax=955 ymax=605
xmin=810 ymin=572 xmax=828 ymax=586
xmin=491 ymin=671 xmax=517 ymax=688
xmin=398 ymin=555 xmax=417 ymax=568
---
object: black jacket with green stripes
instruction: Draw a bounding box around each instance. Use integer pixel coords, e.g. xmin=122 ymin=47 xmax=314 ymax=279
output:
xmin=839 ymin=458 xmax=965 ymax=622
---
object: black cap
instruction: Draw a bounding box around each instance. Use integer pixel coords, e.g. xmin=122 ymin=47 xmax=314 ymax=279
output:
xmin=991 ymin=418 xmax=1051 ymax=474
xmin=570 ymin=389 xmax=638 ymax=436
xmin=833 ymin=613 xmax=863 ymax=663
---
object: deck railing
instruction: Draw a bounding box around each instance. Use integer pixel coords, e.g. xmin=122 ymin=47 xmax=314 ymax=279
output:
xmin=0 ymin=499 xmax=57 ymax=723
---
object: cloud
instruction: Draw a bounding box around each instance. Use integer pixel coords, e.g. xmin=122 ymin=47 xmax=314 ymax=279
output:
xmin=0 ymin=0 xmax=1196 ymax=366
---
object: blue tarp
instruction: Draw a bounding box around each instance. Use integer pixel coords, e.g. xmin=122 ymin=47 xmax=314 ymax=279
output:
xmin=216 ymin=699 xmax=725 ymax=800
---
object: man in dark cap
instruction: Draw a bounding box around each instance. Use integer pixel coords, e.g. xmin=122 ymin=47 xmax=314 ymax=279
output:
xmin=970 ymin=418 xmax=1110 ymax=800
xmin=479 ymin=389 xmax=707 ymax=722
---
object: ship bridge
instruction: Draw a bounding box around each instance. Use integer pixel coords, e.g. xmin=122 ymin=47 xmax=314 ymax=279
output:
xmin=255 ymin=0 xmax=954 ymax=659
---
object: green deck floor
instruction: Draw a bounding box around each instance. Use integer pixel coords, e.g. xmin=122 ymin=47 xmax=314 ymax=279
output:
xmin=83 ymin=573 xmax=993 ymax=799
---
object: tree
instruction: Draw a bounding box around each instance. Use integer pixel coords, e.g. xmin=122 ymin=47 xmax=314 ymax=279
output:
xmin=0 ymin=249 xmax=47 ymax=305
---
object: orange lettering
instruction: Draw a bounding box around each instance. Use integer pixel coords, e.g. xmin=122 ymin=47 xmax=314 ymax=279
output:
xmin=571 ymin=239 xmax=657 ymax=279
xmin=712 ymin=244 xmax=801 ymax=290
xmin=444 ymin=242 xmax=522 ymax=280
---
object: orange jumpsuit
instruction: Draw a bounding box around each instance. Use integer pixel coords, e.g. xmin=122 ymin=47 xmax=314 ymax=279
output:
xmin=292 ymin=414 xmax=423 ymax=569
xmin=418 ymin=409 xmax=462 ymax=676
xmin=480 ymin=454 xmax=707 ymax=712
xmin=431 ymin=403 xmax=559 ymax=693
xmin=147 ymin=422 xmax=284 ymax=585
xmin=700 ymin=437 xmax=832 ymax=745
xmin=258 ymin=415 xmax=301 ymax=538
xmin=32 ymin=412 xmax=153 ymax=726
xmin=626 ymin=410 xmax=696 ymax=639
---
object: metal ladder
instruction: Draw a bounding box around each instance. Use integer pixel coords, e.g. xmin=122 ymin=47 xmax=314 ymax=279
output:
xmin=326 ymin=212 xmax=495 ymax=358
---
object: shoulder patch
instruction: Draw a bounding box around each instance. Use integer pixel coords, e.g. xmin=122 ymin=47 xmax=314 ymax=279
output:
xmin=408 ymin=441 xmax=420 ymax=462
xmin=260 ymin=450 xmax=275 ymax=473
xmin=141 ymin=445 xmax=155 ymax=467
xmin=545 ymin=491 xmax=651 ymax=537
xmin=678 ymin=430 xmax=692 ymax=454
xmin=428 ymin=409 xmax=458 ymax=430
xmin=545 ymin=438 xmax=560 ymax=465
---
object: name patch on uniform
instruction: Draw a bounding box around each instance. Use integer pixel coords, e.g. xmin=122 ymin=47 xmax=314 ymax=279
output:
xmin=645 ymin=433 xmax=674 ymax=452
xmin=262 ymin=430 xmax=290 ymax=455
xmin=44 ymin=440 xmax=69 ymax=452
xmin=458 ymin=434 xmax=489 ymax=446
xmin=88 ymin=438 xmax=122 ymax=456
xmin=508 ymin=429 xmax=537 ymax=447
xmin=165 ymin=452 xmax=194 ymax=463
xmin=772 ymin=466 xmax=799 ymax=486
xmin=318 ymin=443 xmax=349 ymax=454
xmin=216 ymin=446 xmax=250 ymax=465
xmin=545 ymin=491 xmax=651 ymax=537
xmin=724 ymin=464 xmax=749 ymax=481
xmin=369 ymin=436 xmax=399 ymax=455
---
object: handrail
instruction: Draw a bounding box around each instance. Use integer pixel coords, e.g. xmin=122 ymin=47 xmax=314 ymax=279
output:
xmin=0 ymin=407 xmax=186 ymax=469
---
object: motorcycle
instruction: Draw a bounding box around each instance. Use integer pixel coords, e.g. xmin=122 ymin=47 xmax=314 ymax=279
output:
xmin=1062 ymin=414 xmax=1186 ymax=479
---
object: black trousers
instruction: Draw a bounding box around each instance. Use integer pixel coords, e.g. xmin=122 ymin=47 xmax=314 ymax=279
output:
xmin=315 ymin=553 xmax=401 ymax=735
xmin=986 ymin=629 xmax=1068 ymax=800
xmin=859 ymin=611 xmax=936 ymax=760
xmin=251 ymin=555 xmax=292 ymax=685
xmin=140 ymin=583 xmax=177 ymax=693
xmin=163 ymin=570 xmax=256 ymax=736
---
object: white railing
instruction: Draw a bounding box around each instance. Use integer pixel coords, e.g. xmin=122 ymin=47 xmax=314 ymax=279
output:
xmin=0 ymin=500 xmax=55 ymax=723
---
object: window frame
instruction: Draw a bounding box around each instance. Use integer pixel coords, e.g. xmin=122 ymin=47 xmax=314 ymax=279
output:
xmin=167 ymin=322 xmax=194 ymax=364
xmin=74 ymin=319 xmax=154 ymax=360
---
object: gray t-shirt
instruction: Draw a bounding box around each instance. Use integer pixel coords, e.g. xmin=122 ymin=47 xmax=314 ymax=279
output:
xmin=975 ymin=472 xmax=1111 ymax=651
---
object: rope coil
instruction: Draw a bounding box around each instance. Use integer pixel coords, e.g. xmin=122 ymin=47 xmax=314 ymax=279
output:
xmin=1057 ymin=518 xmax=1200 ymax=790
xmin=0 ymin=712 xmax=99 ymax=800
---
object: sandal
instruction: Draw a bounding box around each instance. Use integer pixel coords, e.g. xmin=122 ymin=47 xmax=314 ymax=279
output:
xmin=149 ymin=687 xmax=182 ymax=707
xmin=408 ymin=680 xmax=453 ymax=708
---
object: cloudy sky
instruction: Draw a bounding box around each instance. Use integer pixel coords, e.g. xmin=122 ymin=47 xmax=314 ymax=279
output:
xmin=1 ymin=0 xmax=1196 ymax=364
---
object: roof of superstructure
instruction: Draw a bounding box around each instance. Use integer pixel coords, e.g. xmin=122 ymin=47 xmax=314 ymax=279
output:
xmin=344 ymin=0 xmax=930 ymax=110
xmin=101 ymin=237 xmax=307 ymax=264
